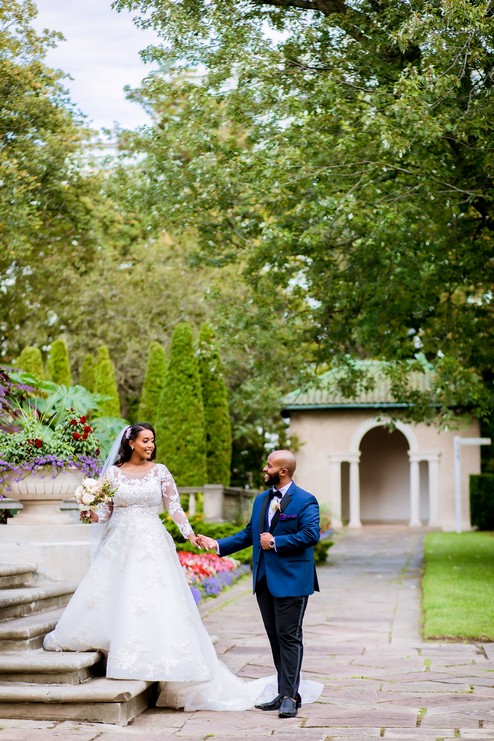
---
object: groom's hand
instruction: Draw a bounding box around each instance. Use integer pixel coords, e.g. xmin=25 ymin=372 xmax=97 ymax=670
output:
xmin=260 ymin=532 xmax=273 ymax=550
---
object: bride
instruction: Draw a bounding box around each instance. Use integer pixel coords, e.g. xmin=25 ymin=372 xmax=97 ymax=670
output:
xmin=43 ymin=423 xmax=321 ymax=711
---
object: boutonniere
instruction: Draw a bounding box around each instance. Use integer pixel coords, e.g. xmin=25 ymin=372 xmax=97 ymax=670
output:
xmin=279 ymin=513 xmax=297 ymax=521
xmin=270 ymin=499 xmax=281 ymax=513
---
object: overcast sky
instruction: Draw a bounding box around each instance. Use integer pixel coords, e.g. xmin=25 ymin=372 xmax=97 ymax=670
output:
xmin=33 ymin=0 xmax=159 ymax=131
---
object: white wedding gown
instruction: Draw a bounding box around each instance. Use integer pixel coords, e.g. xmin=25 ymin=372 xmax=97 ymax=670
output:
xmin=43 ymin=464 xmax=323 ymax=711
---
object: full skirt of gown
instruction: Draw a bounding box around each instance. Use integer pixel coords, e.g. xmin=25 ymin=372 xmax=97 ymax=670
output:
xmin=43 ymin=464 xmax=323 ymax=711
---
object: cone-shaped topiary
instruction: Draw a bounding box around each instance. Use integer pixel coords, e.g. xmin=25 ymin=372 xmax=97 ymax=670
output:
xmin=155 ymin=322 xmax=206 ymax=486
xmin=198 ymin=324 xmax=232 ymax=486
xmin=47 ymin=338 xmax=71 ymax=386
xmin=94 ymin=345 xmax=121 ymax=417
xmin=80 ymin=353 xmax=96 ymax=392
xmin=16 ymin=346 xmax=44 ymax=380
xmin=138 ymin=341 xmax=167 ymax=425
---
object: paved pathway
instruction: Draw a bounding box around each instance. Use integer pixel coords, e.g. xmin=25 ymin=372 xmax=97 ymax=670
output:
xmin=1 ymin=526 xmax=494 ymax=740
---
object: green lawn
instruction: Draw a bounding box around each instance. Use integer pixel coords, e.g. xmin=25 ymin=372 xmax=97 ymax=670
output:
xmin=422 ymin=531 xmax=494 ymax=641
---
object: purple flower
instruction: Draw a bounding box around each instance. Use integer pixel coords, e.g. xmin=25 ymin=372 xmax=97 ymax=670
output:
xmin=190 ymin=587 xmax=201 ymax=605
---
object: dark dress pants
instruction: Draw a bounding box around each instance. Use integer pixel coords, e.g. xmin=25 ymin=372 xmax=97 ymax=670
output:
xmin=255 ymin=575 xmax=308 ymax=699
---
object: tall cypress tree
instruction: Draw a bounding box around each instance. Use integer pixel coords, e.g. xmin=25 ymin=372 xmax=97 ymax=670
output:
xmin=94 ymin=345 xmax=121 ymax=417
xmin=80 ymin=353 xmax=96 ymax=392
xmin=155 ymin=322 xmax=206 ymax=486
xmin=138 ymin=341 xmax=167 ymax=424
xmin=47 ymin=338 xmax=71 ymax=386
xmin=16 ymin=346 xmax=44 ymax=380
xmin=198 ymin=324 xmax=232 ymax=486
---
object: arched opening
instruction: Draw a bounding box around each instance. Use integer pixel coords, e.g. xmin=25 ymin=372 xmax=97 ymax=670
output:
xmin=359 ymin=426 xmax=410 ymax=523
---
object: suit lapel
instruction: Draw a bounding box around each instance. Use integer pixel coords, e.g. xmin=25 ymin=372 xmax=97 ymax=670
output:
xmin=259 ymin=490 xmax=271 ymax=533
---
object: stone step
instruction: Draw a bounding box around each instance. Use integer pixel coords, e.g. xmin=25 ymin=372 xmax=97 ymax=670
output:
xmin=0 ymin=562 xmax=38 ymax=589
xmin=0 ymin=583 xmax=76 ymax=621
xmin=0 ymin=677 xmax=157 ymax=726
xmin=0 ymin=607 xmax=63 ymax=651
xmin=0 ymin=649 xmax=104 ymax=684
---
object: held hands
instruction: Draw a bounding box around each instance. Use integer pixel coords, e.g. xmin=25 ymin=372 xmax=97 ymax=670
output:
xmin=195 ymin=534 xmax=218 ymax=551
xmin=187 ymin=533 xmax=202 ymax=548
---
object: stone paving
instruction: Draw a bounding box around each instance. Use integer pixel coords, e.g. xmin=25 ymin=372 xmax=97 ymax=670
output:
xmin=1 ymin=525 xmax=493 ymax=740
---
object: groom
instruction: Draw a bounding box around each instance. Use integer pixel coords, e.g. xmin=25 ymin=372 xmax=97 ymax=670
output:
xmin=198 ymin=449 xmax=320 ymax=718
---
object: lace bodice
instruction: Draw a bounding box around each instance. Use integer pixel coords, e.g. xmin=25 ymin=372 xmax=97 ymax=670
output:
xmin=103 ymin=463 xmax=193 ymax=539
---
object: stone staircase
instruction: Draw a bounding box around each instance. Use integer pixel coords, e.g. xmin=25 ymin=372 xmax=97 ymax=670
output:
xmin=0 ymin=562 xmax=157 ymax=725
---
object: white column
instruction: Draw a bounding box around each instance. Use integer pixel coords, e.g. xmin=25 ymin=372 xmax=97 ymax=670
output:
xmin=408 ymin=455 xmax=422 ymax=527
xmin=425 ymin=454 xmax=440 ymax=527
xmin=348 ymin=454 xmax=362 ymax=528
xmin=328 ymin=456 xmax=343 ymax=528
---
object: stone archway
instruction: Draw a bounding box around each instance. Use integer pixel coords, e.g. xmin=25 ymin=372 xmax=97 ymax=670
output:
xmin=328 ymin=416 xmax=440 ymax=528
xmin=359 ymin=426 xmax=410 ymax=523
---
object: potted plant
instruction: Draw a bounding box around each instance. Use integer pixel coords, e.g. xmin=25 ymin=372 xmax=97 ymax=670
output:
xmin=0 ymin=408 xmax=103 ymax=524
xmin=0 ymin=368 xmax=125 ymax=524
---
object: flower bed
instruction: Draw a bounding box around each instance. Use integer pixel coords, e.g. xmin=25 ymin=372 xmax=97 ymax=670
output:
xmin=178 ymin=552 xmax=250 ymax=605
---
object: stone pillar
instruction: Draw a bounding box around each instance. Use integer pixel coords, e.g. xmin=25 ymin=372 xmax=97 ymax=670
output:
xmin=203 ymin=484 xmax=224 ymax=522
xmin=408 ymin=455 xmax=422 ymax=527
xmin=348 ymin=454 xmax=362 ymax=529
xmin=327 ymin=455 xmax=343 ymax=528
xmin=426 ymin=454 xmax=440 ymax=527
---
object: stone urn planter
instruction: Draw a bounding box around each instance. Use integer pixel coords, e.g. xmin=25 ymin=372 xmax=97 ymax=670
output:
xmin=6 ymin=468 xmax=85 ymax=525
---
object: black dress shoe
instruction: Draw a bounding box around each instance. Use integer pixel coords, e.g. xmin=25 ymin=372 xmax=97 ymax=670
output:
xmin=255 ymin=694 xmax=282 ymax=711
xmin=279 ymin=696 xmax=298 ymax=718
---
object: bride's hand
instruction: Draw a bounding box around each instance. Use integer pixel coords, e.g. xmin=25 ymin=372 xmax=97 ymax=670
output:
xmin=187 ymin=533 xmax=201 ymax=548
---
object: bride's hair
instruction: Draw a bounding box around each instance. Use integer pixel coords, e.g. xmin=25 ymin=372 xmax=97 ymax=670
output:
xmin=115 ymin=423 xmax=157 ymax=466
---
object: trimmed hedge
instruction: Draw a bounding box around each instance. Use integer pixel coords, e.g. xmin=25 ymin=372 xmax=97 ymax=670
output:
xmin=198 ymin=324 xmax=232 ymax=486
xmin=155 ymin=323 xmax=206 ymax=487
xmin=80 ymin=354 xmax=96 ymax=392
xmin=16 ymin=346 xmax=44 ymax=379
xmin=470 ymin=474 xmax=494 ymax=531
xmin=47 ymin=338 xmax=71 ymax=386
xmin=94 ymin=345 xmax=121 ymax=417
xmin=138 ymin=341 xmax=166 ymax=424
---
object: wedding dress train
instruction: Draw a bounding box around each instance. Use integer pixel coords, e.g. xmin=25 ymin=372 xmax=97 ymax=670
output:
xmin=43 ymin=464 xmax=323 ymax=710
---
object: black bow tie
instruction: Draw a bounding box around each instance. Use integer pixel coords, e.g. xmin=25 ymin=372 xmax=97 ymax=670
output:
xmin=269 ymin=488 xmax=281 ymax=499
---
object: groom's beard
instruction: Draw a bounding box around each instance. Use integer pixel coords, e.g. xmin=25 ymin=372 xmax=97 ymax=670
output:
xmin=265 ymin=471 xmax=281 ymax=487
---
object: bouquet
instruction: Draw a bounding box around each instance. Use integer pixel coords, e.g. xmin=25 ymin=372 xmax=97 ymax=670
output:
xmin=74 ymin=475 xmax=116 ymax=524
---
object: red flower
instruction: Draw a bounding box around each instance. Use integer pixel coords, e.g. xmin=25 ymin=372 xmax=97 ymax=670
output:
xmin=95 ymin=448 xmax=100 ymax=456
xmin=79 ymin=416 xmax=87 ymax=424
xmin=34 ymin=439 xmax=43 ymax=448
xmin=70 ymin=419 xmax=78 ymax=426
xmin=83 ymin=425 xmax=92 ymax=433
xmin=72 ymin=432 xmax=81 ymax=440
xmin=82 ymin=432 xmax=88 ymax=440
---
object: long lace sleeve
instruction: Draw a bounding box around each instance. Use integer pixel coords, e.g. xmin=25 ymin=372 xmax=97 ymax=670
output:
xmin=159 ymin=465 xmax=193 ymax=539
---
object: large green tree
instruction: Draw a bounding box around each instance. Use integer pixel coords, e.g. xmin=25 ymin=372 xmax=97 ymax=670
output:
xmin=115 ymin=0 xmax=494 ymax=425
xmin=0 ymin=1 xmax=107 ymax=359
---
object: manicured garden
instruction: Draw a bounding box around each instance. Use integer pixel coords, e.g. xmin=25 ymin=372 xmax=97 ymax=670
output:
xmin=422 ymin=531 xmax=494 ymax=641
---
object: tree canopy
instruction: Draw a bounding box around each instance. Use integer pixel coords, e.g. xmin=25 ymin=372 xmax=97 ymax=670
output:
xmin=114 ymin=0 xmax=494 ymax=425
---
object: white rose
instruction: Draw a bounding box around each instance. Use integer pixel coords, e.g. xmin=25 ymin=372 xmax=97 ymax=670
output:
xmin=83 ymin=478 xmax=98 ymax=490
xmin=81 ymin=492 xmax=96 ymax=505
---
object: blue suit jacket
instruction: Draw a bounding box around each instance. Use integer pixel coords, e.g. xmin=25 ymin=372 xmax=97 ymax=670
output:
xmin=217 ymin=481 xmax=320 ymax=598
